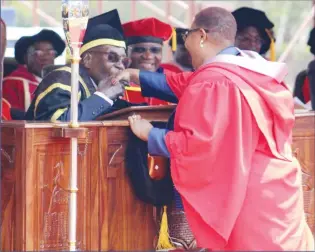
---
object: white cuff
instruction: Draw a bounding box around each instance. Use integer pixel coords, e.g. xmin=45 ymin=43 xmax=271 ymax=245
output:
xmin=94 ymin=91 xmax=114 ymax=106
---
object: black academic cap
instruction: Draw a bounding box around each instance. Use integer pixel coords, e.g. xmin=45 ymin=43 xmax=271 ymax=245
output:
xmin=307 ymin=28 xmax=315 ymax=55
xmin=14 ymin=29 xmax=65 ymax=64
xmin=232 ymin=7 xmax=275 ymax=55
xmin=168 ymin=27 xmax=187 ymax=47
xmin=125 ymin=121 xmax=174 ymax=207
xmin=80 ymin=9 xmax=126 ymax=55
xmin=86 ymin=9 xmax=124 ymax=37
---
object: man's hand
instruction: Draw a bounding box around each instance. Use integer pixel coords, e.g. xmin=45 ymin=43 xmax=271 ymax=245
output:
xmin=128 ymin=114 xmax=153 ymax=141
xmin=97 ymin=74 xmax=128 ymax=101
xmin=101 ymin=84 xmax=125 ymax=101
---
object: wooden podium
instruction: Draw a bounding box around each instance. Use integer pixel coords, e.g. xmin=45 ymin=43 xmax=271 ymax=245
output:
xmin=1 ymin=106 xmax=314 ymax=251
xmin=292 ymin=111 xmax=315 ymax=235
xmin=1 ymin=106 xmax=174 ymax=251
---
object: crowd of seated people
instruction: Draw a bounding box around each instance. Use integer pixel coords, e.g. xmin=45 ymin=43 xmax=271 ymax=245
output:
xmin=1 ymin=6 xmax=314 ymax=122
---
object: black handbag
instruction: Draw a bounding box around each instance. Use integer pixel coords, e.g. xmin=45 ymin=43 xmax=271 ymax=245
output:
xmin=125 ymin=121 xmax=174 ymax=206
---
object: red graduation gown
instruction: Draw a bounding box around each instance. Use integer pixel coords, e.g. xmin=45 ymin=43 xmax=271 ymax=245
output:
xmin=123 ymin=83 xmax=146 ymax=103
xmin=3 ymin=65 xmax=40 ymax=111
xmin=302 ymin=76 xmax=311 ymax=103
xmin=160 ymin=62 xmax=183 ymax=74
xmin=2 ymin=98 xmax=11 ymax=120
xmin=164 ymin=61 xmax=313 ymax=250
xmin=123 ymin=82 xmax=171 ymax=105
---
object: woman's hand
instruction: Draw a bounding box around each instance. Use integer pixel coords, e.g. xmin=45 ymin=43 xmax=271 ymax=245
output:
xmin=128 ymin=114 xmax=153 ymax=141
xmin=125 ymin=68 xmax=140 ymax=84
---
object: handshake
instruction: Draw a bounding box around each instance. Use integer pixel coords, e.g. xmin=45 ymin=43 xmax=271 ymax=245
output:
xmin=97 ymin=68 xmax=140 ymax=101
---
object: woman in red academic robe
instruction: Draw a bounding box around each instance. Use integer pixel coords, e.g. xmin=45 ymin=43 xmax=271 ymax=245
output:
xmin=127 ymin=7 xmax=314 ymax=251
xmin=2 ymin=29 xmax=65 ymax=112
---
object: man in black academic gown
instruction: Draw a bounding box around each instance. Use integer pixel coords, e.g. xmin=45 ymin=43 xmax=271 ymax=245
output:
xmin=294 ymin=28 xmax=315 ymax=109
xmin=232 ymin=7 xmax=276 ymax=59
xmin=25 ymin=9 xmax=132 ymax=122
xmin=161 ymin=27 xmax=193 ymax=73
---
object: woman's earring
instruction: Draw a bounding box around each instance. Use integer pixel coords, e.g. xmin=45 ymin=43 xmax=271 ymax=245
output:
xmin=200 ymin=39 xmax=204 ymax=48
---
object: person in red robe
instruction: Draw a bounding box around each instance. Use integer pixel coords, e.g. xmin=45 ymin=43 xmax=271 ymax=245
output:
xmin=294 ymin=28 xmax=315 ymax=109
xmin=2 ymin=29 xmax=65 ymax=112
xmin=0 ymin=18 xmax=11 ymax=120
xmin=160 ymin=27 xmax=193 ymax=73
xmin=126 ymin=6 xmax=314 ymax=250
xmin=122 ymin=17 xmax=174 ymax=105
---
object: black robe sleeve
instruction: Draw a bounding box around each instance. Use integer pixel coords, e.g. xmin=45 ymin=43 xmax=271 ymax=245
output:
xmin=25 ymin=69 xmax=112 ymax=122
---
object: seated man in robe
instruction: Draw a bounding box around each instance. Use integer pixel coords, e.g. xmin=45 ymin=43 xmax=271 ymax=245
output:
xmin=3 ymin=29 xmax=65 ymax=112
xmin=122 ymin=17 xmax=174 ymax=105
xmin=25 ymin=9 xmax=131 ymax=122
xmin=161 ymin=27 xmax=193 ymax=73
xmin=232 ymin=7 xmax=276 ymax=60
xmin=294 ymin=28 xmax=315 ymax=109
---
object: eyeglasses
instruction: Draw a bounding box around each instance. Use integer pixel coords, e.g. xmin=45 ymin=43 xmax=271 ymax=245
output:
xmin=181 ymin=28 xmax=209 ymax=42
xmin=89 ymin=50 xmax=131 ymax=68
xmin=131 ymin=46 xmax=162 ymax=54
xmin=31 ymin=49 xmax=57 ymax=58
xmin=237 ymin=35 xmax=264 ymax=45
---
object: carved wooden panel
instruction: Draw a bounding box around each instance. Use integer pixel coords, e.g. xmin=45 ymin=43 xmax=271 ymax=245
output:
xmin=0 ymin=126 xmax=101 ymax=251
xmin=31 ymin=128 xmax=98 ymax=250
xmin=293 ymin=115 xmax=315 ymax=234
xmin=36 ymin=148 xmax=86 ymax=250
xmin=107 ymin=126 xmax=128 ymax=178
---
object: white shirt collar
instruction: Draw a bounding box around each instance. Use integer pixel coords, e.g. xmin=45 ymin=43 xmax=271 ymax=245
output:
xmin=90 ymin=78 xmax=97 ymax=89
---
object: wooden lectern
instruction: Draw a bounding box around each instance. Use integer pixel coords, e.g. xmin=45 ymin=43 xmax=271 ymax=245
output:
xmin=1 ymin=107 xmax=314 ymax=251
xmin=1 ymin=106 xmax=174 ymax=251
xmin=292 ymin=111 xmax=315 ymax=234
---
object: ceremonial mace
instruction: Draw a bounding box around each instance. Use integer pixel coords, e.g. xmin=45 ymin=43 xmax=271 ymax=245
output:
xmin=61 ymin=0 xmax=89 ymax=250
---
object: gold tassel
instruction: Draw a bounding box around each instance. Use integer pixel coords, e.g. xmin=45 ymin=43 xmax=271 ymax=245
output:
xmin=265 ymin=29 xmax=276 ymax=61
xmin=156 ymin=206 xmax=175 ymax=250
xmin=171 ymin=28 xmax=177 ymax=52
xmin=66 ymin=47 xmax=72 ymax=64
xmin=125 ymin=86 xmax=141 ymax=92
